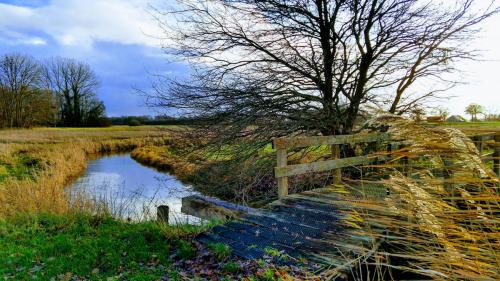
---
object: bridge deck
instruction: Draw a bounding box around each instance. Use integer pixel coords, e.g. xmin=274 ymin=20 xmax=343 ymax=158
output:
xmin=183 ymin=185 xmax=388 ymax=271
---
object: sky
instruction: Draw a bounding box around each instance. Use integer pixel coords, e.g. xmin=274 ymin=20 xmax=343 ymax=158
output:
xmin=0 ymin=0 xmax=499 ymax=117
xmin=0 ymin=0 xmax=185 ymax=116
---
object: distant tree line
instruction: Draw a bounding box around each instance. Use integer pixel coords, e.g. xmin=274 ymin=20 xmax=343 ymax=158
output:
xmin=0 ymin=53 xmax=108 ymax=128
xmin=108 ymin=115 xmax=204 ymax=126
xmin=412 ymin=104 xmax=499 ymax=122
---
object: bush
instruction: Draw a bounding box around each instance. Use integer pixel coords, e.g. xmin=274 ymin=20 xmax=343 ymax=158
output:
xmin=98 ymin=117 xmax=112 ymax=127
xmin=128 ymin=119 xmax=141 ymax=126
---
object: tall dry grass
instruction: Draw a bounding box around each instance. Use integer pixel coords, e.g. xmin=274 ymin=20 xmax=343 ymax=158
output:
xmin=0 ymin=126 xmax=172 ymax=217
xmin=321 ymin=115 xmax=499 ymax=280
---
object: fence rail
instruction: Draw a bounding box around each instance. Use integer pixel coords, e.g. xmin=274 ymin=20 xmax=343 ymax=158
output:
xmin=272 ymin=132 xmax=391 ymax=150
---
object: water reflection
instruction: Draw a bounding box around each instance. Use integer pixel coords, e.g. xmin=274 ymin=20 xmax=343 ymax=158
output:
xmin=69 ymin=153 xmax=200 ymax=224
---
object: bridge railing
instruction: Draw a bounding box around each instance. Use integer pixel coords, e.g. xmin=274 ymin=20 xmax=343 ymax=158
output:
xmin=273 ymin=131 xmax=500 ymax=199
xmin=272 ymin=132 xmax=392 ymax=199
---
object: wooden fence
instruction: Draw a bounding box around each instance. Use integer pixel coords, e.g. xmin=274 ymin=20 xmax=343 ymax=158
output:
xmin=273 ymin=131 xmax=500 ymax=199
xmin=272 ymin=132 xmax=391 ymax=198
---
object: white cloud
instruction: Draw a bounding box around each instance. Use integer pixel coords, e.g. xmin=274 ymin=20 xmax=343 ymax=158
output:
xmin=0 ymin=0 xmax=164 ymax=48
xmin=0 ymin=0 xmax=497 ymax=116
xmin=0 ymin=28 xmax=47 ymax=46
xmin=21 ymin=37 xmax=47 ymax=45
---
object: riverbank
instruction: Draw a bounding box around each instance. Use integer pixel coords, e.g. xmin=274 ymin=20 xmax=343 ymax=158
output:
xmin=131 ymin=142 xmax=330 ymax=206
xmin=0 ymin=125 xmax=328 ymax=215
xmin=0 ymin=213 xmax=199 ymax=280
xmin=1 ymin=212 xmax=302 ymax=280
xmin=0 ymin=126 xmax=173 ymax=217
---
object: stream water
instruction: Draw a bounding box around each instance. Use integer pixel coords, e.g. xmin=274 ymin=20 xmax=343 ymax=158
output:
xmin=69 ymin=153 xmax=201 ymax=224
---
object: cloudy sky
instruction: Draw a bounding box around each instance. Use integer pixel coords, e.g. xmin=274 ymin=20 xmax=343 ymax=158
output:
xmin=0 ymin=0 xmax=185 ymax=116
xmin=0 ymin=0 xmax=498 ymax=117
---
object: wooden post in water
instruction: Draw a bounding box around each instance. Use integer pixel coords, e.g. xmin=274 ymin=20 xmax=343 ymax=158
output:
xmin=331 ymin=144 xmax=342 ymax=184
xmin=157 ymin=205 xmax=169 ymax=224
xmin=276 ymin=149 xmax=288 ymax=199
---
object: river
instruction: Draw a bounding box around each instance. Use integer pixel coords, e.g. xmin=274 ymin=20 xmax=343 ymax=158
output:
xmin=69 ymin=153 xmax=201 ymax=224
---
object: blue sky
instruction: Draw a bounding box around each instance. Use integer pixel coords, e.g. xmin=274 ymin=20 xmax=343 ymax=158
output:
xmin=0 ymin=0 xmax=187 ymax=116
xmin=0 ymin=0 xmax=499 ymax=117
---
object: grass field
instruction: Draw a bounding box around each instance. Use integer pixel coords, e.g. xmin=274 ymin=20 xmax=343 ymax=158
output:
xmin=0 ymin=125 xmax=174 ymax=144
xmin=440 ymin=121 xmax=500 ymax=127
xmin=430 ymin=121 xmax=500 ymax=135
xmin=0 ymin=213 xmax=205 ymax=280
xmin=0 ymin=126 xmax=174 ymax=217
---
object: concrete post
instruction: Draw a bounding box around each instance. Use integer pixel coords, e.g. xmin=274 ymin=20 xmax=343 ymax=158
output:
xmin=157 ymin=205 xmax=169 ymax=224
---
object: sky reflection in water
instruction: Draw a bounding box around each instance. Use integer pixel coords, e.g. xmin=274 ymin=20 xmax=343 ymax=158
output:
xmin=70 ymin=154 xmax=200 ymax=224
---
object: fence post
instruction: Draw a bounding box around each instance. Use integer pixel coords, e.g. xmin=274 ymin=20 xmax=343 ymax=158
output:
xmin=276 ymin=149 xmax=288 ymax=199
xmin=473 ymin=135 xmax=484 ymax=155
xmin=157 ymin=205 xmax=169 ymax=224
xmin=331 ymin=144 xmax=342 ymax=184
xmin=402 ymin=155 xmax=410 ymax=176
xmin=494 ymin=134 xmax=500 ymax=177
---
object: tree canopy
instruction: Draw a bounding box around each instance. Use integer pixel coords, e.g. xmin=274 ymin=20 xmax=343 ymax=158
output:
xmin=0 ymin=53 xmax=108 ymax=128
xmin=0 ymin=54 xmax=57 ymax=128
xmin=465 ymin=103 xmax=484 ymax=121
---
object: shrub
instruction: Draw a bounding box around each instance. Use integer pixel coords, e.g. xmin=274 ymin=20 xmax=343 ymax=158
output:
xmin=128 ymin=119 xmax=141 ymax=126
xmin=87 ymin=116 xmax=112 ymax=127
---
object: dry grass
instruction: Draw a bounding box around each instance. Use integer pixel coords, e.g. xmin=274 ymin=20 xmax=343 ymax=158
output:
xmin=321 ymin=115 xmax=499 ymax=280
xmin=431 ymin=122 xmax=500 ymax=136
xmin=0 ymin=126 xmax=172 ymax=217
xmin=131 ymin=145 xmax=198 ymax=181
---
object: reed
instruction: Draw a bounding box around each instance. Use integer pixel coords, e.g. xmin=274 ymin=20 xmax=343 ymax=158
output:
xmin=0 ymin=126 xmax=172 ymax=217
xmin=321 ymin=115 xmax=499 ymax=280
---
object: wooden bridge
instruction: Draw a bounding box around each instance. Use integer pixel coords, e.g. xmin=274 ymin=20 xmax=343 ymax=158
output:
xmin=180 ymin=130 xmax=500 ymax=277
xmin=184 ymin=186 xmax=387 ymax=272
xmin=181 ymin=132 xmax=400 ymax=273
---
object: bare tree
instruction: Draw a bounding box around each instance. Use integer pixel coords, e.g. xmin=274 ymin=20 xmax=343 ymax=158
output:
xmin=149 ymin=0 xmax=498 ymax=143
xmin=0 ymin=53 xmax=42 ymax=127
xmin=42 ymin=57 xmax=102 ymax=126
xmin=436 ymin=107 xmax=450 ymax=120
